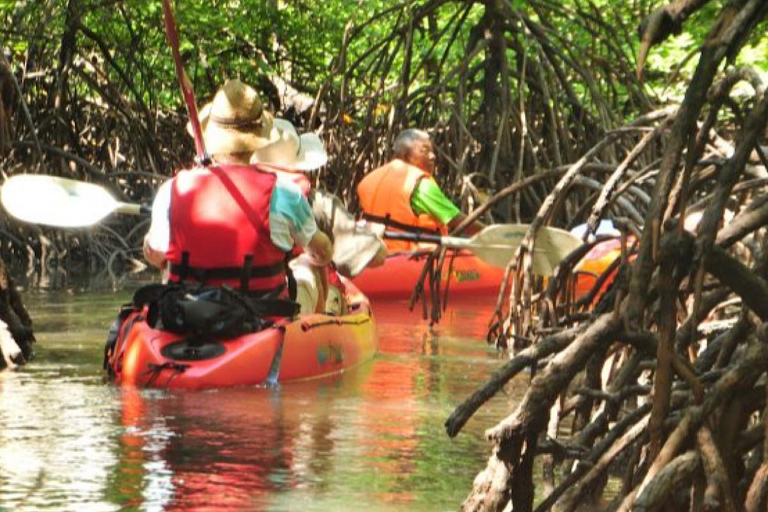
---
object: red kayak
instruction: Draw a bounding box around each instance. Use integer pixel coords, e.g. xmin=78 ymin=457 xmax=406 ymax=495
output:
xmin=352 ymin=250 xmax=505 ymax=300
xmin=106 ymin=279 xmax=378 ymax=389
xmin=353 ymin=242 xmax=623 ymax=301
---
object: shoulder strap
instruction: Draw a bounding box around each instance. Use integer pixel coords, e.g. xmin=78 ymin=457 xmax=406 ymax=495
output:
xmin=210 ymin=166 xmax=270 ymax=234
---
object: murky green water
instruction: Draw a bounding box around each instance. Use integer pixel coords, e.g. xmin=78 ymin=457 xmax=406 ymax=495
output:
xmin=0 ymin=287 xmax=526 ymax=512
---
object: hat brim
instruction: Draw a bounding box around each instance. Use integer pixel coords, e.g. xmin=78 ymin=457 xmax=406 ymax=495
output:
xmin=256 ymin=118 xmax=327 ymax=172
xmin=293 ymin=133 xmax=328 ymax=172
xmin=188 ymin=102 xmax=278 ymax=155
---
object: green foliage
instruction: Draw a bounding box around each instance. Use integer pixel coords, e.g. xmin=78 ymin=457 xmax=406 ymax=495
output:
xmin=0 ymin=0 xmax=767 ymax=181
xmin=641 ymin=1 xmax=768 ymax=102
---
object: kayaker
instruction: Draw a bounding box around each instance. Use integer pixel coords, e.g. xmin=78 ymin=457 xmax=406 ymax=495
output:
xmin=142 ymin=79 xmax=333 ymax=300
xmin=248 ymin=117 xmax=387 ymax=314
xmin=357 ymin=128 xmax=485 ymax=252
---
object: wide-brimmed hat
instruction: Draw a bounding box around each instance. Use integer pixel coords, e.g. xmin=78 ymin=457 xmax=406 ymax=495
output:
xmin=250 ymin=118 xmax=327 ymax=172
xmin=190 ymin=79 xmax=278 ymax=155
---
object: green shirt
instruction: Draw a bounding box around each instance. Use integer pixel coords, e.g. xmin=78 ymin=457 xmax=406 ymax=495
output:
xmin=410 ymin=177 xmax=461 ymax=225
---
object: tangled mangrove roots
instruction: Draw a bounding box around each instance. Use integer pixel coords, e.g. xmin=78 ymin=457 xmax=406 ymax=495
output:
xmin=448 ymin=2 xmax=768 ymax=511
xmin=0 ymin=254 xmax=35 ymax=370
xmin=0 ymin=5 xmax=180 ymax=286
xmin=0 ymin=1 xmax=661 ymax=282
xmin=317 ymin=0 xmax=649 ymax=208
xmin=313 ymin=0 xmax=661 ymax=321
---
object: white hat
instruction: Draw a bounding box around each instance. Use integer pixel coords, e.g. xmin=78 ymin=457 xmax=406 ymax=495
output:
xmin=250 ymin=118 xmax=328 ymax=172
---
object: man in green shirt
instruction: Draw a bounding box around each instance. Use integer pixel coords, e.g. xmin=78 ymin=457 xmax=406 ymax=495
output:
xmin=400 ymin=129 xmax=484 ymax=234
xmin=358 ymin=129 xmax=484 ymax=252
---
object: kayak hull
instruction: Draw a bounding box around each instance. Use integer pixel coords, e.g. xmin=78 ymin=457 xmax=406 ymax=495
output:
xmin=352 ymin=243 xmax=623 ymax=301
xmin=352 ymin=251 xmax=505 ymax=300
xmin=107 ymin=280 xmax=378 ymax=390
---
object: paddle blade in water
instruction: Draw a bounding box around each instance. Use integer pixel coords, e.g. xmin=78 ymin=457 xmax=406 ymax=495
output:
xmin=1 ymin=175 xmax=120 ymax=227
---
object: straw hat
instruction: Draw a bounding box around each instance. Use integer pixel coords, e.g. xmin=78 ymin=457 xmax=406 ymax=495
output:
xmin=190 ymin=80 xmax=327 ymax=171
xmin=250 ymin=118 xmax=328 ymax=172
xmin=192 ymin=79 xmax=277 ymax=155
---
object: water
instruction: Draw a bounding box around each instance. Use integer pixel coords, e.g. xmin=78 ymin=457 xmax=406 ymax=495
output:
xmin=0 ymin=288 xmax=527 ymax=512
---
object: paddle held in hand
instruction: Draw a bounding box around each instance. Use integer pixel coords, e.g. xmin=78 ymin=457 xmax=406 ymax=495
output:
xmin=1 ymin=174 xmax=149 ymax=228
xmin=1 ymin=175 xmax=583 ymax=275
xmin=383 ymin=225 xmax=582 ymax=275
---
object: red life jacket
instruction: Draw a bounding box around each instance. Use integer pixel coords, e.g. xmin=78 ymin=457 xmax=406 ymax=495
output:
xmin=166 ymin=164 xmax=287 ymax=296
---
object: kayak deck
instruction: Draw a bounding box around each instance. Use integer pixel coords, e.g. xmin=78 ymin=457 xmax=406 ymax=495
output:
xmin=107 ymin=281 xmax=378 ymax=390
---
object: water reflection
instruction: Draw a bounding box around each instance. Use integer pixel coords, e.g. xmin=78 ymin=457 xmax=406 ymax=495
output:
xmin=0 ymin=370 xmax=120 ymax=512
xmin=0 ymin=291 xmax=523 ymax=512
xmin=116 ymin=388 xmax=303 ymax=511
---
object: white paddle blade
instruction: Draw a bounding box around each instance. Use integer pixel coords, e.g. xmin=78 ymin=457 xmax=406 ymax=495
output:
xmin=531 ymin=226 xmax=583 ymax=275
xmin=1 ymin=175 xmax=121 ymax=227
xmin=470 ymin=225 xmax=582 ymax=275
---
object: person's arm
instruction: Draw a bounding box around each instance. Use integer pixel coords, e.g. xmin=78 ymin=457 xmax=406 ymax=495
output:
xmin=143 ymin=236 xmax=167 ymax=269
xmin=447 ymin=213 xmax=484 ymax=236
xmin=143 ymin=180 xmax=172 ymax=269
xmin=306 ymin=231 xmax=333 ymax=266
xmin=411 ymin=178 xmax=485 ymax=235
xmin=269 ymin=181 xmax=333 ymax=267
xmin=310 ymin=189 xmax=387 ymax=276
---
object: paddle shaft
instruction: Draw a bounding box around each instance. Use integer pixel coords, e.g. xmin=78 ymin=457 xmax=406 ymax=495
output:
xmin=383 ymin=230 xmax=517 ymax=250
xmin=115 ymin=203 xmax=152 ymax=216
xmin=383 ymin=230 xmax=442 ymax=244
xmin=162 ymin=0 xmax=210 ymax=165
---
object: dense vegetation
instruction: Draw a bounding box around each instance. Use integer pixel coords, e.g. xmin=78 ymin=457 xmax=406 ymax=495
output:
xmin=3 ymin=0 xmax=768 ymax=511
xmin=0 ymin=0 xmax=765 ymax=279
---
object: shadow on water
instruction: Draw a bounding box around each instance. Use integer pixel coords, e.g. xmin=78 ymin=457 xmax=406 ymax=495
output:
xmin=0 ymin=285 xmax=527 ymax=512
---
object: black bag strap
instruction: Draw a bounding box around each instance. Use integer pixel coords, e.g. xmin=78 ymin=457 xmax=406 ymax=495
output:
xmin=240 ymin=254 xmax=254 ymax=292
xmin=168 ymin=260 xmax=284 ymax=282
xmin=135 ymin=282 xmax=299 ymax=319
xmin=284 ymin=253 xmax=297 ymax=301
xmin=362 ymin=212 xmax=441 ymax=235
xmin=213 ymin=284 xmax=298 ymax=318
xmin=132 ymin=283 xmax=177 ymax=308
xmin=178 ymin=252 xmax=190 ymax=281
xmin=241 ymin=295 xmax=300 ymax=318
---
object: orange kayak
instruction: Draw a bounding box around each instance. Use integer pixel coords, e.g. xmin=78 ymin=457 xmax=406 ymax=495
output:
xmin=106 ymin=279 xmax=378 ymax=389
xmin=353 ymin=241 xmax=623 ymax=301
xmin=352 ymin=250 xmax=506 ymax=300
xmin=572 ymin=238 xmax=623 ymax=299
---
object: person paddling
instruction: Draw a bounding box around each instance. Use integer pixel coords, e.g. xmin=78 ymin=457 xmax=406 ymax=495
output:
xmin=357 ymin=128 xmax=485 ymax=252
xmin=248 ymin=117 xmax=386 ymax=314
xmin=142 ymin=79 xmax=332 ymax=299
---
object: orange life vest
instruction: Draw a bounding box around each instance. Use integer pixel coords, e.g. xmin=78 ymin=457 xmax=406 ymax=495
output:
xmin=166 ymin=164 xmax=287 ymax=296
xmin=357 ymin=159 xmax=444 ymax=252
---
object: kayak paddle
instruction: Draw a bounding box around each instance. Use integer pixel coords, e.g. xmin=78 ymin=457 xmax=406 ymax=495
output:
xmin=1 ymin=174 xmax=583 ymax=275
xmin=162 ymin=0 xmax=210 ymax=165
xmin=1 ymin=174 xmax=149 ymax=227
xmin=383 ymin=225 xmax=582 ymax=275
